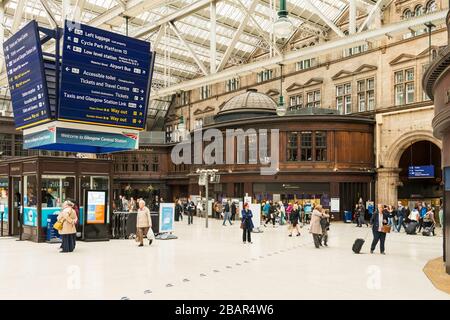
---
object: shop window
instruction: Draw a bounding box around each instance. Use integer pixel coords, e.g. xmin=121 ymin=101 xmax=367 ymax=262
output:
xmin=287 ymin=132 xmax=298 ymax=161
xmin=41 ymin=176 xmax=75 ymax=208
xmin=300 ymin=131 xmax=312 ymax=161
xmin=315 ymin=131 xmax=327 ymax=161
xmin=0 ymin=177 xmax=8 ymax=222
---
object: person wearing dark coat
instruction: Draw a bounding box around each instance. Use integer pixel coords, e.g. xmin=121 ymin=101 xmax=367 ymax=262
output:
xmin=175 ymin=199 xmax=183 ymax=221
xmin=369 ymin=204 xmax=389 ymax=254
xmin=241 ymin=203 xmax=254 ymax=244
xmin=288 ymin=203 xmax=301 ymax=237
xmin=231 ymin=201 xmax=237 ymax=221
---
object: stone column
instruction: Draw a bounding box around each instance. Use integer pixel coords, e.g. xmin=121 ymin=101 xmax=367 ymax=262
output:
xmin=376 ymin=168 xmax=401 ymax=205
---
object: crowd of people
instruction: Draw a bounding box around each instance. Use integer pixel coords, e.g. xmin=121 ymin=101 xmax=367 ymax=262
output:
xmin=54 ymin=194 xmax=442 ymax=254
xmin=352 ymin=199 xmax=440 ymax=236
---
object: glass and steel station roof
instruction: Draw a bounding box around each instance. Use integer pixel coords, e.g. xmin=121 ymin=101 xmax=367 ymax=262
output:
xmin=0 ymin=0 xmax=387 ymax=118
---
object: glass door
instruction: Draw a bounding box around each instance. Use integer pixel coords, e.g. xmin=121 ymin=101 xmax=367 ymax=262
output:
xmin=11 ymin=177 xmax=21 ymax=235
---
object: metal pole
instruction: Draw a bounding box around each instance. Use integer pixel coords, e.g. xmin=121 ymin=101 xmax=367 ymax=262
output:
xmin=205 ymin=176 xmax=209 ymax=228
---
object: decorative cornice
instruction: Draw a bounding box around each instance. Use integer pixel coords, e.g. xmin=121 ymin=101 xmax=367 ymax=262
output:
xmin=286 ymin=78 xmax=323 ymax=92
xmin=332 ymin=64 xmax=377 ymax=80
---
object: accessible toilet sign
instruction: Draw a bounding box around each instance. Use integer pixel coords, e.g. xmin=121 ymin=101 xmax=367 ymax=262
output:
xmin=58 ymin=20 xmax=154 ymax=130
xmin=3 ymin=20 xmax=52 ymax=130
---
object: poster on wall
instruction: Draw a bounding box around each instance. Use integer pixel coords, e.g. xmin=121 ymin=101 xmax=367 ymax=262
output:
xmin=159 ymin=203 xmax=175 ymax=233
xmin=23 ymin=207 xmax=38 ymax=226
xmin=330 ymin=198 xmax=340 ymax=213
xmin=273 ymin=194 xmax=281 ymax=203
xmin=86 ymin=190 xmax=107 ymax=224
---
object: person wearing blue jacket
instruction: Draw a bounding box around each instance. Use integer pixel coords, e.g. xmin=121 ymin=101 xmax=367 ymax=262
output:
xmin=241 ymin=203 xmax=254 ymax=244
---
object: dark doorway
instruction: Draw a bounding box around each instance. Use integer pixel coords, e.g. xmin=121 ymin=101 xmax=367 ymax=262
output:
xmin=398 ymin=141 xmax=442 ymax=205
xmin=11 ymin=177 xmax=21 ymax=236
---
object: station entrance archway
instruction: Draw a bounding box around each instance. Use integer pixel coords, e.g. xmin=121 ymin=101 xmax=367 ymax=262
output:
xmin=397 ymin=140 xmax=442 ymax=209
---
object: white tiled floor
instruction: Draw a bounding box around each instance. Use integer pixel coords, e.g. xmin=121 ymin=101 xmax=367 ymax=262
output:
xmin=0 ymin=218 xmax=449 ymax=300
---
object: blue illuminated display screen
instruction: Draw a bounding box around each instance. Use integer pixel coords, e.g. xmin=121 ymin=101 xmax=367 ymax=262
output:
xmin=3 ymin=20 xmax=52 ymax=130
xmin=58 ymin=20 xmax=154 ymax=130
xmin=408 ymin=165 xmax=434 ymax=178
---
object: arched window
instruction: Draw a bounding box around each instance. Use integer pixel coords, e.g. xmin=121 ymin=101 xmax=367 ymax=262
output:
xmin=426 ymin=0 xmax=436 ymax=13
xmin=414 ymin=5 xmax=423 ymax=16
xmin=403 ymin=9 xmax=412 ymax=19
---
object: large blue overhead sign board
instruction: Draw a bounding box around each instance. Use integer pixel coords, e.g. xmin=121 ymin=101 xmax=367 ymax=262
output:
xmin=58 ymin=20 xmax=154 ymax=130
xmin=408 ymin=165 xmax=435 ymax=178
xmin=3 ymin=20 xmax=52 ymax=130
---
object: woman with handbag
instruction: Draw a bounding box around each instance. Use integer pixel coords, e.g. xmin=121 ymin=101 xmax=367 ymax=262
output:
xmin=136 ymin=200 xmax=152 ymax=247
xmin=369 ymin=204 xmax=389 ymax=254
xmin=241 ymin=203 xmax=254 ymax=244
xmin=56 ymin=201 xmax=77 ymax=253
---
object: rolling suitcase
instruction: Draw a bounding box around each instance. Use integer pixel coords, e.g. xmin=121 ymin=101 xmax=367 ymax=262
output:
xmin=352 ymin=238 xmax=365 ymax=254
xmin=406 ymin=221 xmax=417 ymax=235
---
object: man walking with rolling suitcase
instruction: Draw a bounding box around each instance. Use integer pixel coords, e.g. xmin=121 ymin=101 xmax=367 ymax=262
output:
xmin=369 ymin=204 xmax=389 ymax=254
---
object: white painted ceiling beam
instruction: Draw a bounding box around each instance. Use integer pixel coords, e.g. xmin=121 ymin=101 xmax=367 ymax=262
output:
xmin=11 ymin=0 xmax=26 ymax=33
xmin=217 ymin=0 xmax=258 ymax=72
xmin=132 ymin=0 xmax=214 ymax=38
xmin=358 ymin=0 xmax=390 ymax=33
xmin=73 ymin=0 xmax=86 ymax=22
xmin=151 ymin=9 xmax=447 ymax=99
xmin=235 ymin=0 xmax=282 ymax=56
xmin=302 ymin=0 xmax=345 ymax=37
xmin=39 ymin=0 xmax=59 ymax=28
xmin=168 ymin=21 xmax=209 ymax=76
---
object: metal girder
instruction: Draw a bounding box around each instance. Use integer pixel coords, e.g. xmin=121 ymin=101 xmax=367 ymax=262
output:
xmin=217 ymin=0 xmax=258 ymax=72
xmin=235 ymin=0 xmax=282 ymax=57
xmin=210 ymin=1 xmax=217 ymax=74
xmin=150 ymin=9 xmax=448 ymax=99
xmin=258 ymin=0 xmax=328 ymax=35
xmin=11 ymin=0 xmax=26 ymax=33
xmin=302 ymin=0 xmax=345 ymax=37
xmin=39 ymin=0 xmax=59 ymax=28
xmin=358 ymin=0 xmax=390 ymax=33
xmin=132 ymin=0 xmax=213 ymax=38
xmin=0 ymin=2 xmax=4 ymax=74
xmin=73 ymin=0 xmax=86 ymax=22
xmin=89 ymin=0 xmax=166 ymax=28
xmin=349 ymin=0 xmax=356 ymax=34
xmin=168 ymin=21 xmax=209 ymax=75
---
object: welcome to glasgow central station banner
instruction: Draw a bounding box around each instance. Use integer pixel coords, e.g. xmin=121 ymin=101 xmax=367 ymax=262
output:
xmin=3 ymin=19 xmax=155 ymax=133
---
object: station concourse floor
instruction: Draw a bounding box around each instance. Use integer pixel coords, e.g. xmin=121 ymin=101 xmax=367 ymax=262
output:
xmin=0 ymin=218 xmax=449 ymax=300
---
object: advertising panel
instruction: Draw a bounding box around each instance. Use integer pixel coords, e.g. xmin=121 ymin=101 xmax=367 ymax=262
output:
xmin=23 ymin=207 xmax=38 ymax=226
xmin=86 ymin=190 xmax=106 ymax=224
xmin=159 ymin=203 xmax=175 ymax=233
xmin=330 ymin=198 xmax=340 ymax=213
xmin=249 ymin=203 xmax=261 ymax=229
